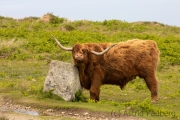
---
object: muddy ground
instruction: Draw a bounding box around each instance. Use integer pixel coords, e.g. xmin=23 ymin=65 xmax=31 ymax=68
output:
xmin=0 ymin=98 xmax=145 ymax=120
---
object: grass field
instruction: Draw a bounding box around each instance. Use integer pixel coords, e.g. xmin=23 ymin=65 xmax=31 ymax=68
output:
xmin=0 ymin=13 xmax=180 ymax=120
xmin=0 ymin=60 xmax=180 ymax=119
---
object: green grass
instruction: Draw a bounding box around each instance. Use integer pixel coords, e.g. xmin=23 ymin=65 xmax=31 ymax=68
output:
xmin=1 ymin=13 xmax=180 ymax=119
xmin=0 ymin=60 xmax=180 ymax=119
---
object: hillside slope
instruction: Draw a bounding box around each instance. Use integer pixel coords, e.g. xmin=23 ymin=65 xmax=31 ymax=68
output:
xmin=0 ymin=13 xmax=180 ymax=66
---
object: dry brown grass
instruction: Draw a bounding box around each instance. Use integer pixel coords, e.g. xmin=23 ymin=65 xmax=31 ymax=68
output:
xmin=40 ymin=14 xmax=52 ymax=22
xmin=0 ymin=39 xmax=25 ymax=50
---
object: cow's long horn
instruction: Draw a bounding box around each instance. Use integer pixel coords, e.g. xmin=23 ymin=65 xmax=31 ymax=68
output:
xmin=52 ymin=35 xmax=72 ymax=51
xmin=90 ymin=44 xmax=117 ymax=55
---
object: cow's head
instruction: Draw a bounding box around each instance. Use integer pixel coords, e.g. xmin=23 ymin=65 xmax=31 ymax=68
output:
xmin=52 ymin=35 xmax=116 ymax=65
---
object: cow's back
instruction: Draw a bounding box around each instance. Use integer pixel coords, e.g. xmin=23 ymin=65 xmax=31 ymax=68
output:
xmin=103 ymin=39 xmax=160 ymax=86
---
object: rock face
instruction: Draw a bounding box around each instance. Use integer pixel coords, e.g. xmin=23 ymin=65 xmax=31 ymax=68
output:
xmin=44 ymin=60 xmax=81 ymax=101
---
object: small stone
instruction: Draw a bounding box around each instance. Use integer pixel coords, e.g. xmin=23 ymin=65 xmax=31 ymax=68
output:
xmin=25 ymin=106 xmax=31 ymax=109
xmin=68 ymin=113 xmax=72 ymax=115
xmin=74 ymin=114 xmax=79 ymax=116
xmin=83 ymin=112 xmax=89 ymax=116
xmin=87 ymin=116 xmax=91 ymax=119
xmin=101 ymin=115 xmax=105 ymax=118
xmin=47 ymin=109 xmax=54 ymax=112
xmin=61 ymin=112 xmax=65 ymax=114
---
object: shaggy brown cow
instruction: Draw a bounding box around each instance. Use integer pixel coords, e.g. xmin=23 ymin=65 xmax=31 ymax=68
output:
xmin=52 ymin=36 xmax=160 ymax=103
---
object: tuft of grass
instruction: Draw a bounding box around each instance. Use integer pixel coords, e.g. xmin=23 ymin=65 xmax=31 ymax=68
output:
xmin=0 ymin=39 xmax=25 ymax=50
xmin=0 ymin=116 xmax=9 ymax=120
xmin=73 ymin=90 xmax=87 ymax=102
xmin=0 ymin=39 xmax=27 ymax=59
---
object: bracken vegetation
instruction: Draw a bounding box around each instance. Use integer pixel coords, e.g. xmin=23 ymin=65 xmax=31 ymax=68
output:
xmin=0 ymin=13 xmax=180 ymax=120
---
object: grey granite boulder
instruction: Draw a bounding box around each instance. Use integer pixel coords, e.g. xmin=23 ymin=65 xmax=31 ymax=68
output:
xmin=44 ymin=60 xmax=81 ymax=101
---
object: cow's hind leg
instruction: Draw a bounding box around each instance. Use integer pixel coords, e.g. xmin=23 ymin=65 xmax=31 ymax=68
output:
xmin=144 ymin=73 xmax=158 ymax=103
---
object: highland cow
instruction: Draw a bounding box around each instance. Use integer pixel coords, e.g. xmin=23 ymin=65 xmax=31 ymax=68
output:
xmin=52 ymin=35 xmax=160 ymax=103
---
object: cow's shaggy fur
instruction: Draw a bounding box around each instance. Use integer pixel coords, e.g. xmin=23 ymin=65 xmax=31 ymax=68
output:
xmin=71 ymin=39 xmax=160 ymax=103
xmin=54 ymin=37 xmax=160 ymax=103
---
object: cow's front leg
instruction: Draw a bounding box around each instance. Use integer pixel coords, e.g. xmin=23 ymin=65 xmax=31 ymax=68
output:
xmin=89 ymin=67 xmax=104 ymax=101
xmin=89 ymin=74 xmax=102 ymax=101
xmin=90 ymin=86 xmax=100 ymax=101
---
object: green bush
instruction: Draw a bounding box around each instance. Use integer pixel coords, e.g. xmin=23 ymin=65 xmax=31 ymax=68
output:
xmin=46 ymin=12 xmax=65 ymax=24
